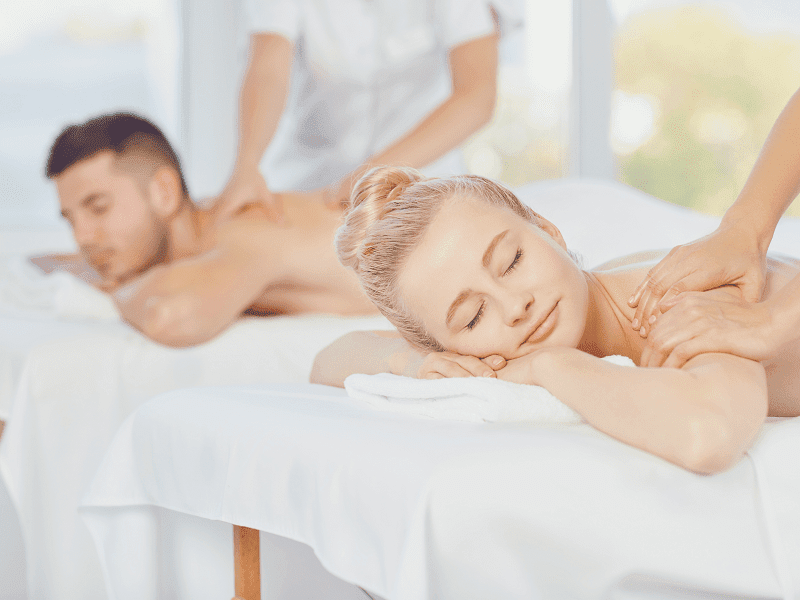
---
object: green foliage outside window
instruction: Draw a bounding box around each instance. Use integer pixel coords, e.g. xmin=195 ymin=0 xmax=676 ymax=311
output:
xmin=615 ymin=6 xmax=800 ymax=215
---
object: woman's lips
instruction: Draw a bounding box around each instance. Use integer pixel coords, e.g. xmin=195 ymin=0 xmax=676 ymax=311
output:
xmin=524 ymin=302 xmax=559 ymax=346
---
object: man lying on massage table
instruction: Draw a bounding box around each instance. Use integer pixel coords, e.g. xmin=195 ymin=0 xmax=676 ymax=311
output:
xmin=31 ymin=113 xmax=377 ymax=348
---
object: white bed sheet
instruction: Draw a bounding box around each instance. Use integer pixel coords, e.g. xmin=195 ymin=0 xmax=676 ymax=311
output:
xmin=0 ymin=255 xmax=393 ymax=600
xmin=80 ymin=384 xmax=799 ymax=600
xmin=4 ymin=179 xmax=800 ymax=600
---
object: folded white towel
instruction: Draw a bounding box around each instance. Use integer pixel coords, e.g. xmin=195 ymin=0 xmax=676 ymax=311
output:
xmin=344 ymin=355 xmax=635 ymax=424
xmin=0 ymin=255 xmax=119 ymax=321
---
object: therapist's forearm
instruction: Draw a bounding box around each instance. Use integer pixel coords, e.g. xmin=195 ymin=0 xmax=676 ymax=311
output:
xmin=367 ymin=83 xmax=496 ymax=172
xmin=357 ymin=33 xmax=499 ymax=179
xmin=234 ymin=35 xmax=293 ymax=170
xmin=722 ymin=87 xmax=800 ymax=253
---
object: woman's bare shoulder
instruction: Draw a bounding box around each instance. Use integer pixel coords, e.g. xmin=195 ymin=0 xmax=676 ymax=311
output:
xmin=591 ymin=250 xmax=667 ymax=272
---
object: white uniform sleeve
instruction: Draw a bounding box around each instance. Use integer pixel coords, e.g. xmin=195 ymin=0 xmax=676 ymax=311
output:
xmin=441 ymin=0 xmax=494 ymax=48
xmin=244 ymin=0 xmax=302 ymax=42
xmin=442 ymin=0 xmax=524 ymax=48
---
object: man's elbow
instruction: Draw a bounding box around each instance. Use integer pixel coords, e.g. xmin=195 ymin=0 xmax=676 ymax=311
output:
xmin=136 ymin=297 xmax=221 ymax=348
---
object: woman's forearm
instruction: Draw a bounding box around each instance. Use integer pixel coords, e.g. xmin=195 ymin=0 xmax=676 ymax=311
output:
xmin=723 ymin=87 xmax=800 ymax=253
xmin=310 ymin=331 xmax=423 ymax=387
xmin=508 ymin=349 xmax=767 ymax=473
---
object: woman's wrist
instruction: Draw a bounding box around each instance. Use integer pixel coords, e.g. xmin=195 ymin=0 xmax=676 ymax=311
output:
xmin=720 ymin=202 xmax=775 ymax=257
xmin=387 ymin=341 xmax=426 ymax=378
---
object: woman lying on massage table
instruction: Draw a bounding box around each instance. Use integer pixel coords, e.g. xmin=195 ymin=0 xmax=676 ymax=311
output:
xmin=311 ymin=165 xmax=800 ymax=475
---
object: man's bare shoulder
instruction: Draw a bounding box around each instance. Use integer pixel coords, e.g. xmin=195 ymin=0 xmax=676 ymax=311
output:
xmin=201 ymin=191 xmax=341 ymax=251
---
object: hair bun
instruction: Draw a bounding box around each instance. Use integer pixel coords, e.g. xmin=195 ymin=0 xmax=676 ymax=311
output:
xmin=336 ymin=166 xmax=424 ymax=271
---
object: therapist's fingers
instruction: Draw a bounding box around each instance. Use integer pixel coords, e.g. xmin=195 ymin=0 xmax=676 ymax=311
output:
xmin=629 ymin=246 xmax=684 ymax=308
xmin=661 ymin=339 xmax=710 ymax=369
xmin=632 ymin=288 xmax=664 ymax=338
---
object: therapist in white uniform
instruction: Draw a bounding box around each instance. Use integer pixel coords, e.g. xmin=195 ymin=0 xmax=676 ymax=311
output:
xmin=216 ymin=0 xmax=518 ymax=219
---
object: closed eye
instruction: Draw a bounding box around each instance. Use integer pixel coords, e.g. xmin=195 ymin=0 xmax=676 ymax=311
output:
xmin=89 ymin=200 xmax=110 ymax=215
xmin=466 ymin=302 xmax=485 ymax=330
xmin=503 ymin=248 xmax=523 ymax=276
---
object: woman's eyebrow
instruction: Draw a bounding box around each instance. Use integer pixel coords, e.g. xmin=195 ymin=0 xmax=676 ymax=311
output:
xmin=446 ymin=290 xmax=472 ymax=327
xmin=482 ymin=229 xmax=509 ymax=268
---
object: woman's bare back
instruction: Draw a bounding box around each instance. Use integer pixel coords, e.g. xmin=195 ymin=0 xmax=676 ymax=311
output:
xmin=593 ymin=251 xmax=800 ymax=416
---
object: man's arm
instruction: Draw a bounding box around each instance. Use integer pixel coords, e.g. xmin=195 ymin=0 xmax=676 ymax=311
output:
xmin=216 ymin=33 xmax=294 ymax=219
xmin=111 ymin=218 xmax=286 ymax=347
xmin=325 ymin=32 xmax=499 ymax=206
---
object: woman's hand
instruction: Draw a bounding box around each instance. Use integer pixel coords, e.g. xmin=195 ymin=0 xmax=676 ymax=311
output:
xmin=628 ymin=222 xmax=768 ymax=336
xmin=215 ymin=165 xmax=284 ymax=221
xmin=639 ymin=290 xmax=776 ymax=368
xmin=494 ymin=347 xmax=566 ymax=386
xmin=416 ymin=351 xmax=506 ymax=379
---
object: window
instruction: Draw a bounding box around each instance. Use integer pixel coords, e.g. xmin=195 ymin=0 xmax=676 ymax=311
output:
xmin=611 ymin=0 xmax=800 ymax=214
xmin=0 ymin=0 xmax=179 ymax=225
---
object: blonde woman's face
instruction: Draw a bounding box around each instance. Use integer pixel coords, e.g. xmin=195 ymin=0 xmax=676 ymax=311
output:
xmin=398 ymin=196 xmax=589 ymax=359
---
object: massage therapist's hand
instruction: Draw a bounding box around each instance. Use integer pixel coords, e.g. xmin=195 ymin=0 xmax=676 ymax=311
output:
xmin=639 ymin=290 xmax=776 ymax=368
xmin=416 ymin=351 xmax=506 ymax=379
xmin=628 ymin=222 xmax=768 ymax=337
xmin=215 ymin=164 xmax=284 ymax=222
xmin=321 ymin=172 xmax=359 ymax=212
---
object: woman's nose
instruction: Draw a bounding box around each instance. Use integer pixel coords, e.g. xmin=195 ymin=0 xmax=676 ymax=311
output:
xmin=503 ymin=291 xmax=534 ymax=326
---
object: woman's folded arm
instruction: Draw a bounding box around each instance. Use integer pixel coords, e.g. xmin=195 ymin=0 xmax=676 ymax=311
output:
xmin=498 ymin=349 xmax=768 ymax=474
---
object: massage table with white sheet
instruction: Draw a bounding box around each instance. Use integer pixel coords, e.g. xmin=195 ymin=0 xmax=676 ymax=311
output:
xmin=0 ymin=228 xmax=393 ymax=599
xmin=81 ymin=383 xmax=800 ymax=599
xmin=4 ymin=179 xmax=800 ymax=599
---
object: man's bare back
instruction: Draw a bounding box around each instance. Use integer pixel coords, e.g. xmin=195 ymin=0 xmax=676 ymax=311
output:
xmin=198 ymin=192 xmax=377 ymax=317
xmin=43 ymin=144 xmax=378 ymax=346
xmin=35 ymin=192 xmax=376 ymax=317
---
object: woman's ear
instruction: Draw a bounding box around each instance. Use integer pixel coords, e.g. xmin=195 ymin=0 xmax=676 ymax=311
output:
xmin=148 ymin=167 xmax=184 ymax=218
xmin=534 ymin=214 xmax=568 ymax=250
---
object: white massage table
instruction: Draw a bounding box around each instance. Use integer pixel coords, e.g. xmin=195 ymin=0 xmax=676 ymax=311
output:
xmin=80 ymin=385 xmax=800 ymax=600
xmin=0 ymin=227 xmax=393 ymax=600
xmin=4 ymin=179 xmax=800 ymax=600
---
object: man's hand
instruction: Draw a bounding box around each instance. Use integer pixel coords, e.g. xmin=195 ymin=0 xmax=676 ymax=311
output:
xmin=628 ymin=223 xmax=768 ymax=337
xmin=215 ymin=165 xmax=284 ymax=221
xmin=417 ymin=351 xmax=506 ymax=379
xmin=639 ymin=290 xmax=775 ymax=368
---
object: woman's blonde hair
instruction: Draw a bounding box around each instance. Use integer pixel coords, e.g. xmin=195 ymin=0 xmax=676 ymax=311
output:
xmin=336 ymin=166 xmax=546 ymax=352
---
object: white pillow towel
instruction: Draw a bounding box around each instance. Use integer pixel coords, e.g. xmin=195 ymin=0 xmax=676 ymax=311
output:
xmin=345 ymin=355 xmax=635 ymax=424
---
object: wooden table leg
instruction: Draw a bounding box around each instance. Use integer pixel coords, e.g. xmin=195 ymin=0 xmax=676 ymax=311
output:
xmin=232 ymin=525 xmax=260 ymax=600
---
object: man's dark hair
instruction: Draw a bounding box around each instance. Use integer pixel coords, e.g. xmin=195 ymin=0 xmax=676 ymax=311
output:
xmin=46 ymin=113 xmax=190 ymax=198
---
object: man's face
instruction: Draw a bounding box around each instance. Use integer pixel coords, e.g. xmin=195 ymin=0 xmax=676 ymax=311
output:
xmin=55 ymin=151 xmax=168 ymax=284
